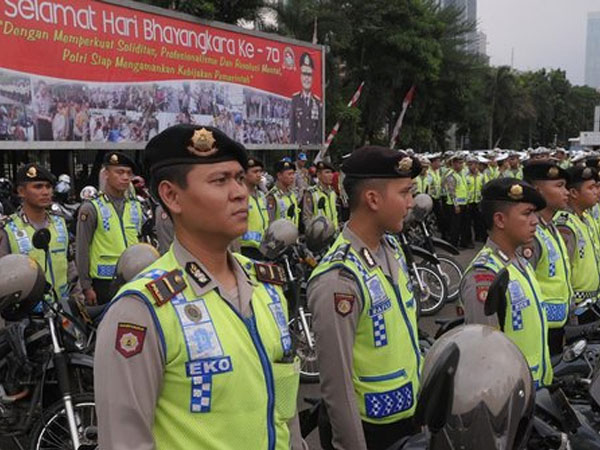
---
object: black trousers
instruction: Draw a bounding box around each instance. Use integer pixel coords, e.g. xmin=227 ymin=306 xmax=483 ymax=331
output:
xmin=92 ymin=279 xmax=114 ymax=305
xmin=318 ymin=403 xmax=419 ymax=450
xmin=432 ymin=198 xmax=445 ymax=238
xmin=468 ymin=203 xmax=486 ymax=242
xmin=449 ymin=206 xmax=470 ymax=247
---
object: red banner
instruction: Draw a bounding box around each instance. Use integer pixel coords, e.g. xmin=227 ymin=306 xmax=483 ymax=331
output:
xmin=0 ymin=0 xmax=324 ymax=147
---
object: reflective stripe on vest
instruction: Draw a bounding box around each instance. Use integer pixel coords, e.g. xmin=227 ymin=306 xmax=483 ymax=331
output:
xmin=240 ymin=192 xmax=268 ymax=249
xmin=534 ymin=224 xmax=571 ymax=328
xmin=309 ymin=233 xmax=421 ymax=423
xmin=310 ymin=186 xmax=338 ymax=229
xmin=110 ymin=250 xmax=297 ymax=450
xmin=89 ymin=196 xmax=142 ymax=279
xmin=469 ymin=248 xmax=553 ymax=388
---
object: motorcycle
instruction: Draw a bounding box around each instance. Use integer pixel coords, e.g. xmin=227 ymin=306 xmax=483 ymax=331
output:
xmin=0 ymin=229 xmax=97 ymax=450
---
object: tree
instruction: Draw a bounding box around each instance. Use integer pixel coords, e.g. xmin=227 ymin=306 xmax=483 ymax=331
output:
xmin=137 ymin=0 xmax=265 ymax=23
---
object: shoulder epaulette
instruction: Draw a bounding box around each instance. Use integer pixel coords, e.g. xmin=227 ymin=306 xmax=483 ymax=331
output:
xmin=330 ymin=243 xmax=351 ymax=262
xmin=383 ymin=234 xmax=399 ymax=250
xmin=254 ymin=262 xmax=287 ymax=285
xmin=145 ymin=269 xmax=187 ymax=307
xmin=554 ymin=212 xmax=570 ymax=227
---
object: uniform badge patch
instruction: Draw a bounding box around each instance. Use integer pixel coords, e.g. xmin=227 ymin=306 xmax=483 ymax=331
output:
xmin=184 ymin=304 xmax=203 ymax=322
xmin=361 ymin=248 xmax=376 ymax=268
xmin=186 ymin=262 xmax=211 ymax=288
xmin=115 ymin=322 xmax=146 ymax=358
xmin=161 ymin=212 xmax=168 ymax=220
xmin=80 ymin=213 xmax=87 ymax=222
xmin=474 ymin=273 xmax=495 ymax=283
xmin=255 ymin=263 xmax=286 ymax=285
xmin=476 ymin=286 xmax=489 ymax=303
xmin=334 ymin=293 xmax=355 ymax=317
xmin=522 ymin=247 xmax=533 ymax=259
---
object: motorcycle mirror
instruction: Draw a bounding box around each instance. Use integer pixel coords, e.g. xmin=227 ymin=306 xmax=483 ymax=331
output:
xmin=287 ymin=204 xmax=296 ymax=219
xmin=563 ymin=339 xmax=587 ymax=363
xmin=32 ymin=228 xmax=51 ymax=252
xmin=414 ymin=342 xmax=459 ymax=432
xmin=484 ymin=268 xmax=509 ymax=331
xmin=317 ymin=197 xmax=326 ymax=209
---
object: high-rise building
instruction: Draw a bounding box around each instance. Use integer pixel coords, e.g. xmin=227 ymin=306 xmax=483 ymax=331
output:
xmin=441 ymin=0 xmax=484 ymax=56
xmin=585 ymin=12 xmax=600 ymax=89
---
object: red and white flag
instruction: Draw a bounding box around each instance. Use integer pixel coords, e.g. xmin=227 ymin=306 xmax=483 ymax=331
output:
xmin=389 ymin=85 xmax=416 ymax=149
xmin=315 ymin=81 xmax=365 ymax=163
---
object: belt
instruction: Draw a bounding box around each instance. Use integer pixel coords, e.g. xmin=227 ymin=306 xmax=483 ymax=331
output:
xmin=573 ymin=290 xmax=599 ymax=302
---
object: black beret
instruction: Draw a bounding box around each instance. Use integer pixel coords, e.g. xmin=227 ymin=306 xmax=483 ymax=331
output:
xmin=103 ymin=151 xmax=136 ymax=171
xmin=341 ymin=146 xmax=421 ymax=179
xmin=567 ymin=166 xmax=598 ymax=187
xmin=523 ymin=161 xmax=569 ymax=182
xmin=275 ymin=160 xmax=295 ymax=173
xmin=145 ymin=125 xmax=248 ymax=173
xmin=316 ymin=161 xmax=335 ymax=171
xmin=585 ymin=157 xmax=600 ymax=170
xmin=247 ymin=157 xmax=264 ymax=169
xmin=299 ymin=52 xmax=314 ymax=69
xmin=16 ymin=163 xmax=55 ymax=185
xmin=482 ymin=178 xmax=546 ymax=211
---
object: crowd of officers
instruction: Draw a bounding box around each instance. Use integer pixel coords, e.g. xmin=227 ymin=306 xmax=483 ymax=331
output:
xmin=0 ymin=129 xmax=598 ymax=449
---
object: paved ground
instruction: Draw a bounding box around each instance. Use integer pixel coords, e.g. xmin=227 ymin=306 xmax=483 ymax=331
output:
xmin=300 ymin=243 xmax=482 ymax=449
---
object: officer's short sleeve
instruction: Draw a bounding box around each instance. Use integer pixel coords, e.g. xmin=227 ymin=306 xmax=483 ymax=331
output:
xmin=95 ymin=295 xmax=164 ymax=450
xmin=307 ymin=268 xmax=368 ymax=450
xmin=75 ymin=202 xmax=98 ymax=290
xmin=522 ymin=237 xmax=542 ymax=270
xmin=460 ymin=267 xmax=499 ymax=328
xmin=556 ymin=224 xmax=576 ymax=260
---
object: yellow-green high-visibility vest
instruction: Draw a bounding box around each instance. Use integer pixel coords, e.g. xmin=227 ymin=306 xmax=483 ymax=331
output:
xmin=309 ymin=233 xmax=421 ymax=424
xmin=5 ymin=211 xmax=69 ymax=300
xmin=269 ymin=187 xmax=300 ymax=228
xmin=533 ymin=222 xmax=572 ymax=328
xmin=429 ymin=169 xmax=442 ymax=199
xmin=307 ymin=184 xmax=338 ymax=229
xmin=110 ymin=249 xmax=299 ymax=450
xmin=555 ymin=210 xmax=600 ymax=304
xmin=89 ymin=193 xmax=142 ymax=279
xmin=240 ymin=190 xmax=269 ymax=249
xmin=467 ymin=246 xmax=553 ymax=388
xmin=446 ymin=171 xmax=468 ymax=206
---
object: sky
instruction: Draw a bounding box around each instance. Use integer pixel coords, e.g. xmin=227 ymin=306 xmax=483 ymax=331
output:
xmin=477 ymin=0 xmax=598 ymax=86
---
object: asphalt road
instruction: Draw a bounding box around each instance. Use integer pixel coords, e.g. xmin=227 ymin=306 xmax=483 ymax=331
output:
xmin=300 ymin=243 xmax=482 ymax=449
xmin=0 ymin=245 xmax=482 ymax=450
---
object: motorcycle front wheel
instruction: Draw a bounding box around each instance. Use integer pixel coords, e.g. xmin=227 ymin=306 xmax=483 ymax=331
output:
xmin=288 ymin=312 xmax=320 ymax=383
xmin=30 ymin=393 xmax=97 ymax=450
xmin=413 ymin=264 xmax=447 ymax=316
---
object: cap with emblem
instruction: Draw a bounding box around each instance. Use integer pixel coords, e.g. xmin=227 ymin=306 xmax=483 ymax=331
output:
xmin=316 ymin=161 xmax=335 ymax=172
xmin=341 ymin=146 xmax=421 ymax=179
xmin=16 ymin=163 xmax=55 ymax=186
xmin=247 ymin=157 xmax=264 ymax=170
xmin=482 ymin=178 xmax=546 ymax=210
xmin=102 ymin=151 xmax=137 ymax=171
xmin=566 ymin=166 xmax=598 ymax=187
xmin=275 ymin=160 xmax=295 ymax=173
xmin=299 ymin=52 xmax=314 ymax=69
xmin=523 ymin=161 xmax=569 ymax=182
xmin=145 ymin=124 xmax=248 ymax=173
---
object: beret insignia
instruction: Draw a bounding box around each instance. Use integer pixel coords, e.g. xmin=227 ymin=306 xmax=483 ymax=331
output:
xmin=398 ymin=157 xmax=413 ymax=172
xmin=248 ymin=159 xmax=255 ymax=166
xmin=547 ymin=167 xmax=559 ymax=178
xmin=188 ymin=128 xmax=217 ymax=157
xmin=26 ymin=166 xmax=37 ymax=178
xmin=508 ymin=184 xmax=523 ymax=200
xmin=110 ymin=154 xmax=119 ymax=164
xmin=583 ymin=168 xmax=593 ymax=179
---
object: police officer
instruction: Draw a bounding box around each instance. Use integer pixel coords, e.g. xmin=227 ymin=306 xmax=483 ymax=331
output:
xmin=482 ymin=153 xmax=500 ymax=184
xmin=307 ymin=146 xmax=422 ymax=450
xmin=154 ymin=204 xmax=174 ymax=255
xmin=76 ymin=151 xmax=143 ymax=305
xmin=522 ymin=161 xmax=573 ymax=353
xmin=506 ymin=152 xmax=523 ymax=179
xmin=0 ymin=163 xmax=80 ymax=303
xmin=302 ymin=161 xmax=339 ymax=231
xmin=414 ymin=158 xmax=430 ymax=194
xmin=95 ymin=125 xmax=304 ymax=449
xmin=445 ymin=154 xmax=471 ymax=248
xmin=290 ymin=53 xmax=322 ymax=145
xmin=555 ymin=166 xmax=600 ymax=320
xmin=555 ymin=147 xmax=570 ymax=169
xmin=460 ymin=178 xmax=553 ymax=388
xmin=239 ymin=157 xmax=270 ymax=259
xmin=428 ymin=154 xmax=444 ymax=231
xmin=294 ymin=152 xmax=312 ymax=199
xmin=465 ymin=156 xmax=484 ymax=243
xmin=267 ymin=160 xmax=301 ymax=228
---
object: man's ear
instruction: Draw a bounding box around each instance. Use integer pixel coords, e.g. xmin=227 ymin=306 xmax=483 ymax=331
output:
xmin=363 ymin=187 xmax=382 ymax=212
xmin=493 ymin=210 xmax=506 ymax=230
xmin=16 ymin=184 xmax=25 ymax=198
xmin=158 ymin=180 xmax=182 ymax=216
xmin=569 ymin=187 xmax=578 ymax=201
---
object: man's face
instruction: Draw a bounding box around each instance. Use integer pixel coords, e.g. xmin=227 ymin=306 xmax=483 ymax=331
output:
xmin=301 ymin=66 xmax=313 ymax=92
xmin=489 ymin=159 xmax=498 ymax=167
xmin=452 ymin=160 xmax=464 ymax=172
xmin=497 ymin=203 xmax=539 ymax=246
xmin=536 ymin=179 xmax=569 ymax=211
xmin=571 ymin=180 xmax=598 ymax=211
xmin=468 ymin=162 xmax=477 ymax=173
xmin=376 ymin=178 xmax=415 ymax=233
xmin=509 ymin=157 xmax=519 ymax=169
xmin=297 ymin=159 xmax=306 ymax=169
xmin=278 ymin=169 xmax=295 ymax=188
xmin=105 ymin=165 xmax=133 ymax=193
xmin=431 ymin=159 xmax=441 ymax=170
xmin=245 ymin=166 xmax=263 ymax=187
xmin=18 ymin=181 xmax=53 ymax=208
xmin=318 ymin=169 xmax=333 ymax=186
xmin=165 ymin=161 xmax=248 ymax=240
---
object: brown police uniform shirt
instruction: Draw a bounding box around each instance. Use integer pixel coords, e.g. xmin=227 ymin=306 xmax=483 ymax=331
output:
xmin=307 ymin=226 xmax=403 ymax=450
xmin=153 ymin=204 xmax=173 ymax=255
xmin=75 ymin=194 xmax=125 ymax=290
xmin=94 ymin=237 xmax=305 ymax=450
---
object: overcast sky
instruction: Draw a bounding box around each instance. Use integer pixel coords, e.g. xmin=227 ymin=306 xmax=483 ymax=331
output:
xmin=478 ymin=0 xmax=598 ymax=86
